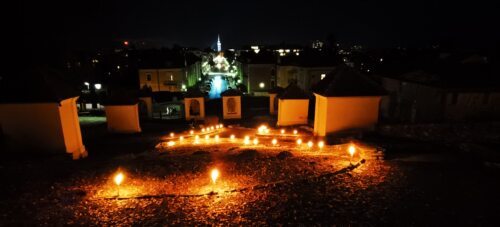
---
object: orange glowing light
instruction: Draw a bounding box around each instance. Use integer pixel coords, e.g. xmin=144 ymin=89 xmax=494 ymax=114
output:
xmin=167 ymin=141 xmax=176 ymax=147
xmin=215 ymin=135 xmax=220 ymax=142
xmin=179 ymin=136 xmax=184 ymax=142
xmin=297 ymin=138 xmax=302 ymax=145
xmin=230 ymin=134 xmax=235 ymax=140
xmin=253 ymin=138 xmax=259 ymax=145
xmin=293 ymin=129 xmax=298 ymax=135
xmin=211 ymin=168 xmax=220 ymax=184
xmin=205 ymin=135 xmax=210 ymax=141
xmin=190 ymin=130 xmax=194 ymax=135
xmin=318 ymin=141 xmax=324 ymax=149
xmin=307 ymin=141 xmax=313 ymax=148
xmin=348 ymin=144 xmax=356 ymax=157
xmin=272 ymin=138 xmax=278 ymax=145
xmin=123 ymin=41 xmax=129 ymax=46
xmin=202 ymin=128 xmax=205 ymax=133
xmin=170 ymin=132 xmax=174 ymax=138
xmin=114 ymin=172 xmax=124 ymax=186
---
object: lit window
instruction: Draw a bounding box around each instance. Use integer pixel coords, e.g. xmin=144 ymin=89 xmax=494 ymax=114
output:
xmin=320 ymin=74 xmax=326 ymax=80
xmin=259 ymin=82 xmax=265 ymax=88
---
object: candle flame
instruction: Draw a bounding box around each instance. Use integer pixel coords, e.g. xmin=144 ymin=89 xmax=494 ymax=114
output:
xmin=167 ymin=141 xmax=175 ymax=147
xmin=318 ymin=141 xmax=324 ymax=149
xmin=253 ymin=138 xmax=259 ymax=145
xmin=215 ymin=135 xmax=220 ymax=142
xmin=170 ymin=132 xmax=174 ymax=138
xmin=307 ymin=141 xmax=313 ymax=148
xmin=190 ymin=130 xmax=194 ymax=135
xmin=272 ymin=138 xmax=277 ymax=145
xmin=280 ymin=129 xmax=285 ymax=134
xmin=230 ymin=134 xmax=235 ymax=140
xmin=179 ymin=136 xmax=184 ymax=142
xmin=348 ymin=144 xmax=356 ymax=157
xmin=293 ymin=130 xmax=298 ymax=135
xmin=211 ymin=168 xmax=220 ymax=184
xmin=114 ymin=172 xmax=124 ymax=186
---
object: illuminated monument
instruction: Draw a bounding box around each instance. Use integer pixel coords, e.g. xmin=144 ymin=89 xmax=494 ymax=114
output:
xmin=201 ymin=35 xmax=242 ymax=99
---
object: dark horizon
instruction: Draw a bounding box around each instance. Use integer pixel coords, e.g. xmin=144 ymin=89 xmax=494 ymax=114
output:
xmin=21 ymin=0 xmax=500 ymax=53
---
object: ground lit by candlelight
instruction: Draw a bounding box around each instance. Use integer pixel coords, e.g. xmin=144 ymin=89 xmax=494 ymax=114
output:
xmin=1 ymin=123 xmax=500 ymax=225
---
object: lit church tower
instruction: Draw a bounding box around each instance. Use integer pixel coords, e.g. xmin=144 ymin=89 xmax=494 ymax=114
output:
xmin=217 ymin=34 xmax=222 ymax=52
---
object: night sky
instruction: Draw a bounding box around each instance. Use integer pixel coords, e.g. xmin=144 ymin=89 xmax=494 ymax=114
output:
xmin=21 ymin=0 xmax=499 ymax=52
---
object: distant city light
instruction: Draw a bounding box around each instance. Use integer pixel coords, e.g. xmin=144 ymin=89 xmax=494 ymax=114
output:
xmin=94 ymin=83 xmax=102 ymax=90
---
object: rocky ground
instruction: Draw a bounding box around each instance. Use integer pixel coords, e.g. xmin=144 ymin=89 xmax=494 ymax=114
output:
xmin=1 ymin=122 xmax=499 ymax=225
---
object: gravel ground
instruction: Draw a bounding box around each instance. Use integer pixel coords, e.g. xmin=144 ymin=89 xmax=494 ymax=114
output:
xmin=1 ymin=126 xmax=499 ymax=225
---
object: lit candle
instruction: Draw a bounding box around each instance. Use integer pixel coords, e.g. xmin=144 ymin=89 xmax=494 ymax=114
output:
xmin=211 ymin=168 xmax=220 ymax=184
xmin=167 ymin=141 xmax=175 ymax=146
xmin=281 ymin=129 xmax=285 ymax=134
xmin=253 ymin=138 xmax=259 ymax=145
xmin=293 ymin=129 xmax=298 ymax=135
xmin=230 ymin=134 xmax=235 ymax=140
xmin=348 ymin=144 xmax=356 ymax=164
xmin=114 ymin=172 xmax=124 ymax=197
xmin=297 ymin=138 xmax=302 ymax=145
xmin=215 ymin=135 xmax=220 ymax=142
xmin=202 ymin=128 xmax=205 ymax=133
xmin=272 ymin=138 xmax=278 ymax=146
xmin=190 ymin=130 xmax=194 ymax=135
xmin=179 ymin=136 xmax=184 ymax=142
xmin=307 ymin=141 xmax=313 ymax=148
xmin=205 ymin=135 xmax=210 ymax=142
xmin=114 ymin=172 xmax=124 ymax=186
xmin=195 ymin=135 xmax=200 ymax=144
xmin=170 ymin=132 xmax=174 ymax=138
xmin=318 ymin=141 xmax=324 ymax=150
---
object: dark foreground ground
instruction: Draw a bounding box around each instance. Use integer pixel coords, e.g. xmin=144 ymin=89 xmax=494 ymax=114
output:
xmin=1 ymin=120 xmax=500 ymax=226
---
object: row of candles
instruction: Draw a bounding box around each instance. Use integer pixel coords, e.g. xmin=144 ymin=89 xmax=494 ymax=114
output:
xmin=166 ymin=133 xmax=327 ymax=150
